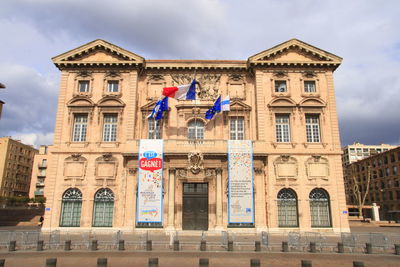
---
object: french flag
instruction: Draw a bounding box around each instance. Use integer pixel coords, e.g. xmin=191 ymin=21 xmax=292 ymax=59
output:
xmin=162 ymin=79 xmax=196 ymax=100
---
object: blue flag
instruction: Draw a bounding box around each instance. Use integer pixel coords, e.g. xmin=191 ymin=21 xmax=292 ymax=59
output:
xmin=205 ymin=96 xmax=221 ymax=120
xmin=148 ymin=97 xmax=168 ymax=121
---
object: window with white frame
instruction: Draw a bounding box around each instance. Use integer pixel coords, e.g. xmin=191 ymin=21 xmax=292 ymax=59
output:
xmin=304 ymin=81 xmax=316 ymax=93
xmin=275 ymin=114 xmax=291 ymax=142
xmin=230 ymin=117 xmax=244 ymax=140
xmin=274 ymin=80 xmax=287 ymax=92
xmin=103 ymin=114 xmax=118 ymax=142
xmin=305 ymin=114 xmax=321 ymax=143
xmin=188 ymin=120 xmax=204 ymax=140
xmin=72 ymin=114 xmax=88 ymax=142
xmin=78 ymin=80 xmax=89 ymax=93
xmin=107 ymin=80 xmax=119 ymax=93
xmin=148 ymin=118 xmax=161 ymax=139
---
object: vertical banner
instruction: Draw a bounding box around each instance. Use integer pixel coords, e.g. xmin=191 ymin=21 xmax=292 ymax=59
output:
xmin=137 ymin=139 xmax=164 ymax=224
xmin=228 ymin=140 xmax=255 ymax=225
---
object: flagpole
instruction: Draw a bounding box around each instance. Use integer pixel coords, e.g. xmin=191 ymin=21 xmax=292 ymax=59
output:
xmin=193 ymin=71 xmax=197 ymax=149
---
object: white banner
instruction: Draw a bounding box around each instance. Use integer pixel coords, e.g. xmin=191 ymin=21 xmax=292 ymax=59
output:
xmin=136 ymin=139 xmax=164 ymax=223
xmin=228 ymin=140 xmax=254 ymax=224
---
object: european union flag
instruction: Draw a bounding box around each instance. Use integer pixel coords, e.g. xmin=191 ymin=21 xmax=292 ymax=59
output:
xmin=155 ymin=97 xmax=168 ymax=120
xmin=205 ymin=96 xmax=221 ymax=120
xmin=148 ymin=97 xmax=168 ymax=121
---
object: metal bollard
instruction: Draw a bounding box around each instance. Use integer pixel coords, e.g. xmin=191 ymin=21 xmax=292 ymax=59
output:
xmin=395 ymin=244 xmax=400 ymax=255
xmin=365 ymin=243 xmax=372 ymax=254
xmin=228 ymin=241 xmax=233 ymax=251
xmin=173 ymin=240 xmax=179 ymax=251
xmin=118 ymin=240 xmax=125 ymax=251
xmin=0 ymin=259 xmax=5 ymax=267
xmin=97 ymin=258 xmax=107 ymax=267
xmin=45 ymin=258 xmax=57 ymax=267
xmin=91 ymin=240 xmax=98 ymax=251
xmin=301 ymin=260 xmax=312 ymax=267
xmin=200 ymin=240 xmax=206 ymax=251
xmin=250 ymin=259 xmax=260 ymax=267
xmin=255 ymin=241 xmax=261 ymax=252
xmin=8 ymin=241 xmax=16 ymax=252
xmin=64 ymin=240 xmax=71 ymax=251
xmin=309 ymin=242 xmax=316 ymax=253
xmin=148 ymin=257 xmax=158 ymax=267
xmin=199 ymin=258 xmax=209 ymax=267
xmin=337 ymin=242 xmax=344 ymax=253
xmin=282 ymin=241 xmax=289 ymax=252
xmin=353 ymin=261 xmax=365 ymax=267
xmin=146 ymin=240 xmax=152 ymax=251
xmin=37 ymin=240 xmax=44 ymax=251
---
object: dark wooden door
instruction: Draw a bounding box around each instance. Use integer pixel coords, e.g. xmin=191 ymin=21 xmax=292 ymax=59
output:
xmin=182 ymin=183 xmax=208 ymax=230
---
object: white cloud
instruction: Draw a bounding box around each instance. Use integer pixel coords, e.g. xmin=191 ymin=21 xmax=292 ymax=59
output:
xmin=11 ymin=132 xmax=54 ymax=148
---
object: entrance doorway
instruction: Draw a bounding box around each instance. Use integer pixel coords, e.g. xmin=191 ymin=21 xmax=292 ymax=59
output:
xmin=182 ymin=183 xmax=208 ymax=230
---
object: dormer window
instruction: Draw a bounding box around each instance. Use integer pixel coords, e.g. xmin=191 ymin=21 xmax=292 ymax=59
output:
xmin=78 ymin=81 xmax=90 ymax=93
xmin=304 ymin=81 xmax=316 ymax=93
xmin=107 ymin=80 xmax=119 ymax=93
xmin=275 ymin=80 xmax=287 ymax=93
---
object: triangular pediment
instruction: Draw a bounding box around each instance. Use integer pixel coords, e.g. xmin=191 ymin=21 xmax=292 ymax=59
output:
xmin=230 ymin=100 xmax=252 ymax=111
xmin=52 ymin=39 xmax=145 ymax=69
xmin=248 ymin=39 xmax=342 ymax=68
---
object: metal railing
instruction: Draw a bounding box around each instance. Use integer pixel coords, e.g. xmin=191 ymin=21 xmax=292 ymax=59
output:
xmin=0 ymin=230 xmax=399 ymax=254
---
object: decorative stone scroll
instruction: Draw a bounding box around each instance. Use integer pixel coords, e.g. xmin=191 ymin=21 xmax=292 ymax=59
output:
xmin=305 ymin=155 xmax=329 ymax=180
xmin=273 ymin=155 xmax=298 ymax=179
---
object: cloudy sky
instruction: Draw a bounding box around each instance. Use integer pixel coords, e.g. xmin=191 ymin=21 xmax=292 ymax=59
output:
xmin=0 ymin=0 xmax=399 ymax=148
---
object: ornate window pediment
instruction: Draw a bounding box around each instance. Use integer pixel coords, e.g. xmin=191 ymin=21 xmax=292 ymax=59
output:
xmin=305 ymin=155 xmax=329 ymax=180
xmin=273 ymin=155 xmax=298 ymax=179
xmin=95 ymin=154 xmax=118 ymax=180
xmin=268 ymin=97 xmax=296 ymax=109
xmin=299 ymin=98 xmax=326 ymax=108
xmin=97 ymin=97 xmax=125 ymax=124
xmin=64 ymin=155 xmax=87 ymax=180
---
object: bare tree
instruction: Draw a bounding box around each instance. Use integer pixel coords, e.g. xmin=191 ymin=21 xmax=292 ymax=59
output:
xmin=351 ymin=165 xmax=371 ymax=219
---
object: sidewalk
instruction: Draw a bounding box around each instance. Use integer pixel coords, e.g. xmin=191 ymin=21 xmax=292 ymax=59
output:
xmin=0 ymin=251 xmax=399 ymax=267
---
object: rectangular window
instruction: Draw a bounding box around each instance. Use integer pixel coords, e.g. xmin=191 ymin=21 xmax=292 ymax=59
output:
xmin=102 ymin=114 xmax=118 ymax=142
xmin=275 ymin=114 xmax=291 ymax=142
xmin=230 ymin=117 xmax=244 ymax=140
xmin=72 ymin=114 xmax=88 ymax=142
xmin=148 ymin=118 xmax=161 ymax=139
xmin=78 ymin=81 xmax=89 ymax=93
xmin=107 ymin=80 xmax=119 ymax=92
xmin=305 ymin=114 xmax=321 ymax=143
xmin=304 ymin=81 xmax=316 ymax=92
xmin=274 ymin=80 xmax=287 ymax=92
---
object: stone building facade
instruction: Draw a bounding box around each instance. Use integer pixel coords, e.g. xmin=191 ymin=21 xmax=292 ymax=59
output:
xmin=0 ymin=137 xmax=38 ymax=197
xmin=342 ymin=142 xmax=395 ymax=166
xmin=42 ymin=39 xmax=350 ymax=232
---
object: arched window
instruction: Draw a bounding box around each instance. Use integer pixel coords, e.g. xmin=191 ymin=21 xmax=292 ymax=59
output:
xmin=188 ymin=120 xmax=204 ymax=140
xmin=92 ymin=188 xmax=115 ymax=227
xmin=277 ymin=188 xmax=299 ymax=227
xmin=60 ymin=188 xmax=82 ymax=227
xmin=309 ymin=188 xmax=331 ymax=227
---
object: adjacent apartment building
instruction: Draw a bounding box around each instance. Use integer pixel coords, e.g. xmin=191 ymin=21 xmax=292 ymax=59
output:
xmin=342 ymin=142 xmax=395 ymax=165
xmin=343 ymin=146 xmax=400 ymax=221
xmin=29 ymin=145 xmax=50 ymax=198
xmin=42 ymin=39 xmax=350 ymax=233
xmin=0 ymin=137 xmax=38 ymax=197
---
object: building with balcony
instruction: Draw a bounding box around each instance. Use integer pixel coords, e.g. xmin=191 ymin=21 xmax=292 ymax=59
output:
xmin=342 ymin=142 xmax=395 ymax=166
xmin=0 ymin=137 xmax=38 ymax=197
xmin=29 ymin=145 xmax=50 ymax=198
xmin=343 ymin=146 xmax=400 ymax=221
xmin=42 ymin=39 xmax=349 ymax=232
